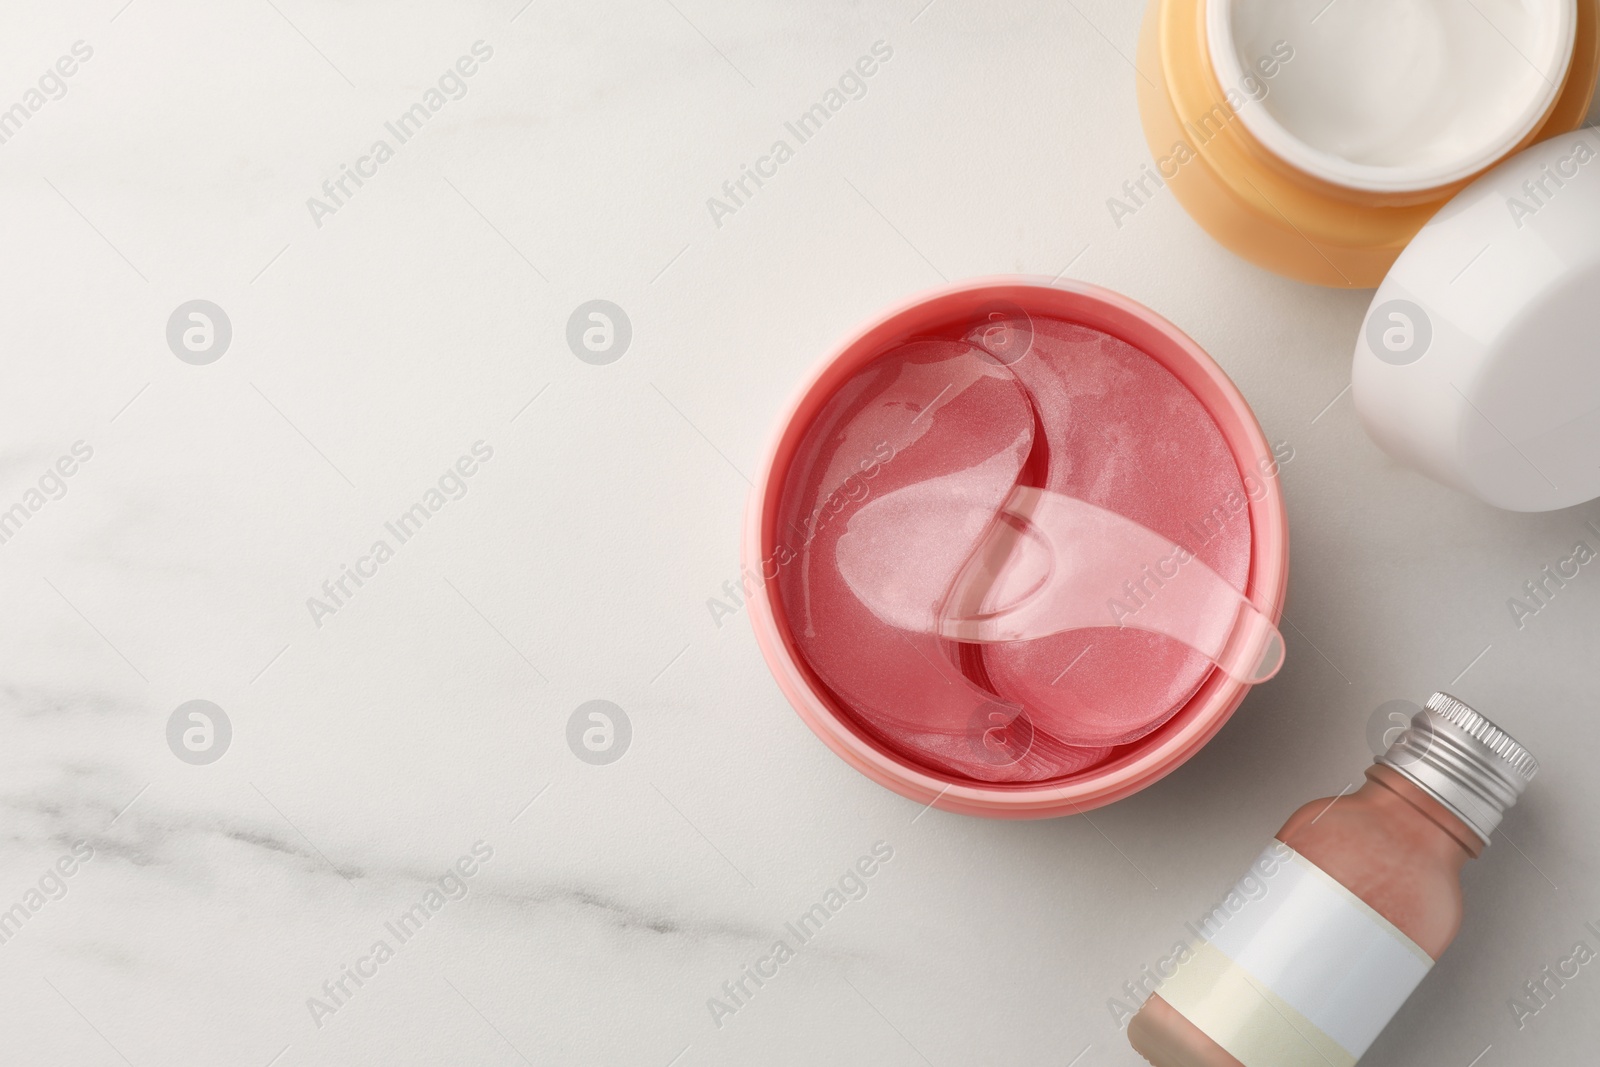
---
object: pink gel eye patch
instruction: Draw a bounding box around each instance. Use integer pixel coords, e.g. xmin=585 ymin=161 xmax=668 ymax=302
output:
xmin=773 ymin=320 xmax=1273 ymax=782
xmin=774 ymin=340 xmax=1100 ymax=781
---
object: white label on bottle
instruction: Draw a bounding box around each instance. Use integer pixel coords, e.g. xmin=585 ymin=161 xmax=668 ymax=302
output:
xmin=1158 ymin=842 xmax=1434 ymax=1067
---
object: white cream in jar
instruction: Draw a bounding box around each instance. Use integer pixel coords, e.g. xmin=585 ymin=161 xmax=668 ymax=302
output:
xmin=1208 ymin=0 xmax=1577 ymax=192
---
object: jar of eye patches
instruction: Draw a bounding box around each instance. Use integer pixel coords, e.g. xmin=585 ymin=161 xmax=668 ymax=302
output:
xmin=1128 ymin=692 xmax=1538 ymax=1066
xmin=744 ymin=277 xmax=1291 ymax=818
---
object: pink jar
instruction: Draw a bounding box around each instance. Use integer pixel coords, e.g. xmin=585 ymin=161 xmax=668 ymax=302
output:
xmin=743 ymin=277 xmax=1289 ymax=818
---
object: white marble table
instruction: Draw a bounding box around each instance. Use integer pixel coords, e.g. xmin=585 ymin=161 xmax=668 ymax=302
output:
xmin=2 ymin=1 xmax=1597 ymax=1064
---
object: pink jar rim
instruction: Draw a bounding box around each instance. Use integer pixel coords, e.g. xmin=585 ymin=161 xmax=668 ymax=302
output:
xmin=743 ymin=276 xmax=1289 ymax=818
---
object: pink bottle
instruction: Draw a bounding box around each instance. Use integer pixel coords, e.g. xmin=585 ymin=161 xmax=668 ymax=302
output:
xmin=1128 ymin=693 xmax=1538 ymax=1066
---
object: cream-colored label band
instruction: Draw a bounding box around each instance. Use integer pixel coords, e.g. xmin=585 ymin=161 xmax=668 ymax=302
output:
xmin=1159 ymin=843 xmax=1434 ymax=1067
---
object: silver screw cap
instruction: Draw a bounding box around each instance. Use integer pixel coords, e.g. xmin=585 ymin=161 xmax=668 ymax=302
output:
xmin=1377 ymin=692 xmax=1538 ymax=845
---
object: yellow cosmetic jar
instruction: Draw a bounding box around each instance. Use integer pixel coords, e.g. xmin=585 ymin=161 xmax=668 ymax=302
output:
xmin=1135 ymin=0 xmax=1600 ymax=288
